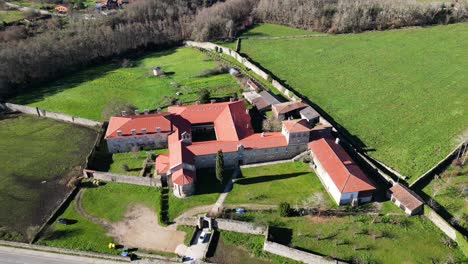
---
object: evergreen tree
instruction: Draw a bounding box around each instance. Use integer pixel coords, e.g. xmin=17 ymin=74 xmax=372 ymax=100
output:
xmin=216 ymin=150 xmax=224 ymax=183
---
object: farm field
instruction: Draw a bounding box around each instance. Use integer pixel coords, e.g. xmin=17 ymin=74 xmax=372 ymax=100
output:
xmin=11 ymin=47 xmax=241 ymax=120
xmin=234 ymin=23 xmax=468 ymax=181
xmin=225 ymin=162 xmax=334 ymax=207
xmin=0 ymin=113 xmax=98 ymax=241
xmin=0 ymin=9 xmax=24 ymax=22
xmin=422 ymin=163 xmax=468 ymax=230
xmin=231 ymin=211 xmax=466 ymax=263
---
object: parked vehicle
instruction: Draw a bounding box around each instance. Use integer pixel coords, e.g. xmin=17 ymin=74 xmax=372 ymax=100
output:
xmin=235 ymin=208 xmax=245 ymax=214
xmin=57 ymin=218 xmax=70 ymax=225
xmin=198 ymin=231 xmax=209 ymax=243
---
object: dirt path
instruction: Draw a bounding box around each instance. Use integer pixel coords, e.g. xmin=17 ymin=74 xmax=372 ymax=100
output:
xmin=74 ymin=189 xmax=185 ymax=252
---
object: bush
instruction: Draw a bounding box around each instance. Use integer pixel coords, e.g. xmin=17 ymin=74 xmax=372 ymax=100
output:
xmin=121 ymin=164 xmax=130 ymax=172
xmin=196 ymin=65 xmax=229 ymax=77
xmin=197 ymin=88 xmax=211 ymax=103
xmin=100 ymin=99 xmax=137 ymax=121
xmin=278 ymin=202 xmax=291 ymax=217
xmin=262 ymin=115 xmax=282 ymax=132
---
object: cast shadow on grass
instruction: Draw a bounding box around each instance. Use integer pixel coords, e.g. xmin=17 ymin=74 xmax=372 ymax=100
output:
xmin=234 ymin=172 xmax=306 ymax=185
xmin=43 ymin=228 xmax=83 ymax=241
xmin=205 ymin=230 xmax=220 ymax=258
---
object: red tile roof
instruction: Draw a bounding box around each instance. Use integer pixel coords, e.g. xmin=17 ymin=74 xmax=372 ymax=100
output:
xmin=155 ymin=154 xmax=169 ymax=175
xmin=272 ymin=101 xmax=308 ymax=115
xmin=283 ymin=119 xmax=311 ymax=133
xmin=105 ymin=113 xmax=172 ymax=138
xmin=308 ymin=137 xmax=375 ymax=193
xmin=389 ymin=184 xmax=424 ymax=211
xmin=172 ymin=168 xmax=195 ymax=185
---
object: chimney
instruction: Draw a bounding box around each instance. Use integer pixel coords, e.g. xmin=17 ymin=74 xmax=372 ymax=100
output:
xmin=131 ymin=129 xmax=136 ymax=135
xmin=261 ymin=132 xmax=265 ymax=137
xmin=210 ymin=99 xmax=216 ymax=104
xmin=117 ymin=130 xmax=122 ymax=136
xmin=157 ymin=108 xmax=161 ymax=113
xmin=335 ymin=138 xmax=340 ymax=145
xmin=141 ymin=128 xmax=147 ymax=134
xmin=134 ymin=109 xmax=140 ymax=115
xmin=121 ymin=111 xmax=127 ymax=116
xmin=245 ymin=109 xmax=249 ymax=114
xmin=196 ymin=100 xmax=200 ymax=105
xmin=144 ymin=109 xmax=149 ymax=115
xmin=229 ymin=98 xmax=234 ymax=102
xmin=156 ymin=127 xmax=161 ymax=133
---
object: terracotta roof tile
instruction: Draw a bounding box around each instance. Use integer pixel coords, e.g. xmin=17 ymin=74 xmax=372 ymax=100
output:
xmin=389 ymin=184 xmax=424 ymax=211
xmin=105 ymin=113 xmax=172 ymax=138
xmin=172 ymin=168 xmax=195 ymax=185
xmin=272 ymin=101 xmax=308 ymax=115
xmin=283 ymin=119 xmax=311 ymax=133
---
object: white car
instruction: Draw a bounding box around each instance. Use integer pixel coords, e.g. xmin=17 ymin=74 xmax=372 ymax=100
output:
xmin=198 ymin=231 xmax=209 ymax=243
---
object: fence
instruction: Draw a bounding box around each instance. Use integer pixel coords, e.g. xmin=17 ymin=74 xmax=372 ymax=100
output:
xmin=214 ymin=219 xmax=267 ymax=235
xmin=3 ymin=102 xmax=102 ymax=127
xmin=85 ymin=170 xmax=162 ymax=187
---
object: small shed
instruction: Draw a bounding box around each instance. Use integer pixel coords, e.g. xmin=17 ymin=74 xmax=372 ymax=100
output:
xmin=229 ymin=68 xmax=240 ymax=76
xmin=242 ymin=91 xmax=261 ymax=104
xmin=259 ymin=90 xmax=281 ymax=106
xmin=55 ymin=5 xmax=68 ymax=13
xmin=387 ymin=184 xmax=424 ymax=216
xmin=152 ymin=67 xmax=164 ymax=76
xmin=246 ymin=79 xmax=259 ymax=91
xmin=272 ymin=101 xmax=308 ymax=120
xmin=300 ymin=106 xmax=320 ymax=125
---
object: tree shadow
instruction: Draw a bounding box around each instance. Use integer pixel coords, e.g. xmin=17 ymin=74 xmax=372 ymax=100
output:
xmin=45 ymin=228 xmax=83 ymax=241
xmin=192 ymin=168 xmax=230 ymax=195
xmin=234 ymin=172 xmax=305 ymax=185
xmin=268 ymin=226 xmax=292 ymax=245
xmin=205 ymin=230 xmax=220 ymax=258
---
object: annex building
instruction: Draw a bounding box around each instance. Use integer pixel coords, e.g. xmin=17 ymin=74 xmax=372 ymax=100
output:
xmin=105 ymin=99 xmax=376 ymax=201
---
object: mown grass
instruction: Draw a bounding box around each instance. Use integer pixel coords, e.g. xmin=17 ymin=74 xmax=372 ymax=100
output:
xmin=0 ymin=9 xmax=24 ymax=22
xmin=235 ymin=23 xmax=468 ymax=181
xmin=422 ymin=163 xmax=468 ymax=228
xmin=168 ymin=168 xmax=232 ymax=221
xmin=80 ymin=182 xmax=160 ymax=222
xmin=0 ymin=113 xmax=97 ymax=241
xmin=12 ymin=47 xmax=241 ymax=120
xmin=177 ymin=225 xmax=196 ymax=246
xmin=233 ymin=211 xmax=466 ymax=263
xmin=38 ymin=197 xmax=118 ymax=254
xmin=225 ymin=162 xmax=334 ymax=207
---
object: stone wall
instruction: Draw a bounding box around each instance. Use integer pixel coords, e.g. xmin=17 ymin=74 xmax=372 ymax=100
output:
xmin=86 ymin=170 xmax=161 ymax=187
xmin=263 ymin=241 xmax=340 ymax=264
xmin=106 ymin=133 xmax=168 ymax=153
xmin=214 ymin=219 xmax=267 ymax=235
xmin=3 ymin=102 xmax=102 ymax=127
xmin=425 ymin=207 xmax=457 ymax=240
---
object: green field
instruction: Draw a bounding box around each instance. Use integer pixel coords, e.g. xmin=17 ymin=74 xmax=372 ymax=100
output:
xmin=0 ymin=113 xmax=97 ymax=241
xmin=0 ymin=9 xmax=24 ymax=22
xmin=225 ymin=162 xmax=334 ymax=207
xmin=12 ymin=47 xmax=241 ymax=120
xmin=422 ymin=163 xmax=468 ymax=229
xmin=232 ymin=211 xmax=466 ymax=263
xmin=233 ymin=23 xmax=468 ymax=181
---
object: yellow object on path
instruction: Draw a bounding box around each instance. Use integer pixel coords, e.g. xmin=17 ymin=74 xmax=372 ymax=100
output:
xmin=108 ymin=243 xmax=115 ymax=249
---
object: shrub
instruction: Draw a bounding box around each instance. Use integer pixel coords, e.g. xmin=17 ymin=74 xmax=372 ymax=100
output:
xmin=121 ymin=59 xmax=135 ymax=68
xmin=278 ymin=202 xmax=291 ymax=217
xmin=196 ymin=65 xmax=229 ymax=77
xmin=262 ymin=115 xmax=282 ymax=132
xmin=197 ymin=88 xmax=211 ymax=103
xmin=216 ymin=150 xmax=224 ymax=183
xmin=100 ymin=98 xmax=137 ymax=121
xmin=121 ymin=164 xmax=130 ymax=172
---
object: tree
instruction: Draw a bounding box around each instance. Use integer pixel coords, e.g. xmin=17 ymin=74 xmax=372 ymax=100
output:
xmin=278 ymin=202 xmax=291 ymax=217
xmin=100 ymin=98 xmax=137 ymax=121
xmin=215 ymin=150 xmax=224 ymax=183
xmin=198 ymin=88 xmax=211 ymax=104
xmin=262 ymin=115 xmax=282 ymax=132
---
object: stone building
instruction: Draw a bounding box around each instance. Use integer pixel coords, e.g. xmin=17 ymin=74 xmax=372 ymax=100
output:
xmin=387 ymin=183 xmax=424 ymax=215
xmin=272 ymin=101 xmax=308 ymax=120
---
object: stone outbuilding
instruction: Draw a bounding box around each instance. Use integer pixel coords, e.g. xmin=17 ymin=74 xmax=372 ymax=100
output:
xmin=272 ymin=101 xmax=308 ymax=120
xmin=152 ymin=67 xmax=164 ymax=76
xmin=387 ymin=183 xmax=424 ymax=215
xmin=300 ymin=106 xmax=320 ymax=125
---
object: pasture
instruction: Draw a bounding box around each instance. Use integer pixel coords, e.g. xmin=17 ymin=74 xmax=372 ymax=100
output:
xmin=11 ymin=47 xmax=241 ymax=120
xmin=0 ymin=9 xmax=24 ymax=23
xmin=232 ymin=211 xmax=465 ymax=263
xmin=234 ymin=23 xmax=468 ymax=181
xmin=0 ymin=113 xmax=97 ymax=241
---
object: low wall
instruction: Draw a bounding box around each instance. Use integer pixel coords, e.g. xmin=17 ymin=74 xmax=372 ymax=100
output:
xmin=425 ymin=207 xmax=457 ymax=240
xmin=177 ymin=217 xmax=199 ymax=226
xmin=0 ymin=240 xmax=130 ymax=262
xmin=263 ymin=241 xmax=340 ymax=264
xmin=214 ymin=219 xmax=267 ymax=235
xmin=4 ymin=102 xmax=102 ymax=127
xmin=87 ymin=171 xmax=162 ymax=187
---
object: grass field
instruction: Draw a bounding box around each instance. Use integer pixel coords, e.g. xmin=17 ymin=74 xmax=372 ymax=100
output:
xmin=225 ymin=162 xmax=334 ymax=207
xmin=422 ymin=163 xmax=467 ymax=229
xmin=0 ymin=9 xmax=24 ymax=23
xmin=11 ymin=47 xmax=241 ymax=120
xmin=232 ymin=211 xmax=466 ymax=263
xmin=38 ymin=197 xmax=118 ymax=254
xmin=233 ymin=23 xmax=468 ymax=181
xmin=0 ymin=113 xmax=97 ymax=241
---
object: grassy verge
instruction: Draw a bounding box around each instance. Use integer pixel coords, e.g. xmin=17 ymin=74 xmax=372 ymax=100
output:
xmin=177 ymin=225 xmax=196 ymax=246
xmin=0 ymin=113 xmax=97 ymax=241
xmin=234 ymin=22 xmax=468 ymax=181
xmin=231 ymin=211 xmax=465 ymax=263
xmin=11 ymin=47 xmax=241 ymax=120
xmin=225 ymin=161 xmax=334 ymax=207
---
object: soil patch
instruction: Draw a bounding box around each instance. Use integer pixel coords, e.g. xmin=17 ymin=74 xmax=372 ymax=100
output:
xmin=108 ymin=204 xmax=186 ymax=252
xmin=305 ymin=215 xmax=339 ymax=223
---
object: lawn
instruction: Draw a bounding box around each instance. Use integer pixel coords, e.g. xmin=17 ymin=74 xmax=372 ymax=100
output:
xmin=0 ymin=9 xmax=23 ymax=23
xmin=11 ymin=47 xmax=241 ymax=120
xmin=240 ymin=23 xmax=320 ymax=38
xmin=37 ymin=197 xmax=118 ymax=254
xmin=225 ymin=161 xmax=334 ymax=207
xmin=168 ymin=168 xmax=232 ymax=221
xmin=231 ymin=211 xmax=466 ymax=263
xmin=422 ymin=163 xmax=468 ymax=229
xmin=80 ymin=182 xmax=160 ymax=222
xmin=233 ymin=23 xmax=468 ymax=181
xmin=0 ymin=113 xmax=98 ymax=242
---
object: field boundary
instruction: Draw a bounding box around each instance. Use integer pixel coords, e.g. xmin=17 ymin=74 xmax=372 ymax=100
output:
xmin=240 ymin=34 xmax=328 ymax=40
xmin=0 ymin=240 xmax=130 ymax=262
xmin=2 ymin=102 xmax=102 ymax=127
xmin=83 ymin=170 xmax=162 ymax=187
